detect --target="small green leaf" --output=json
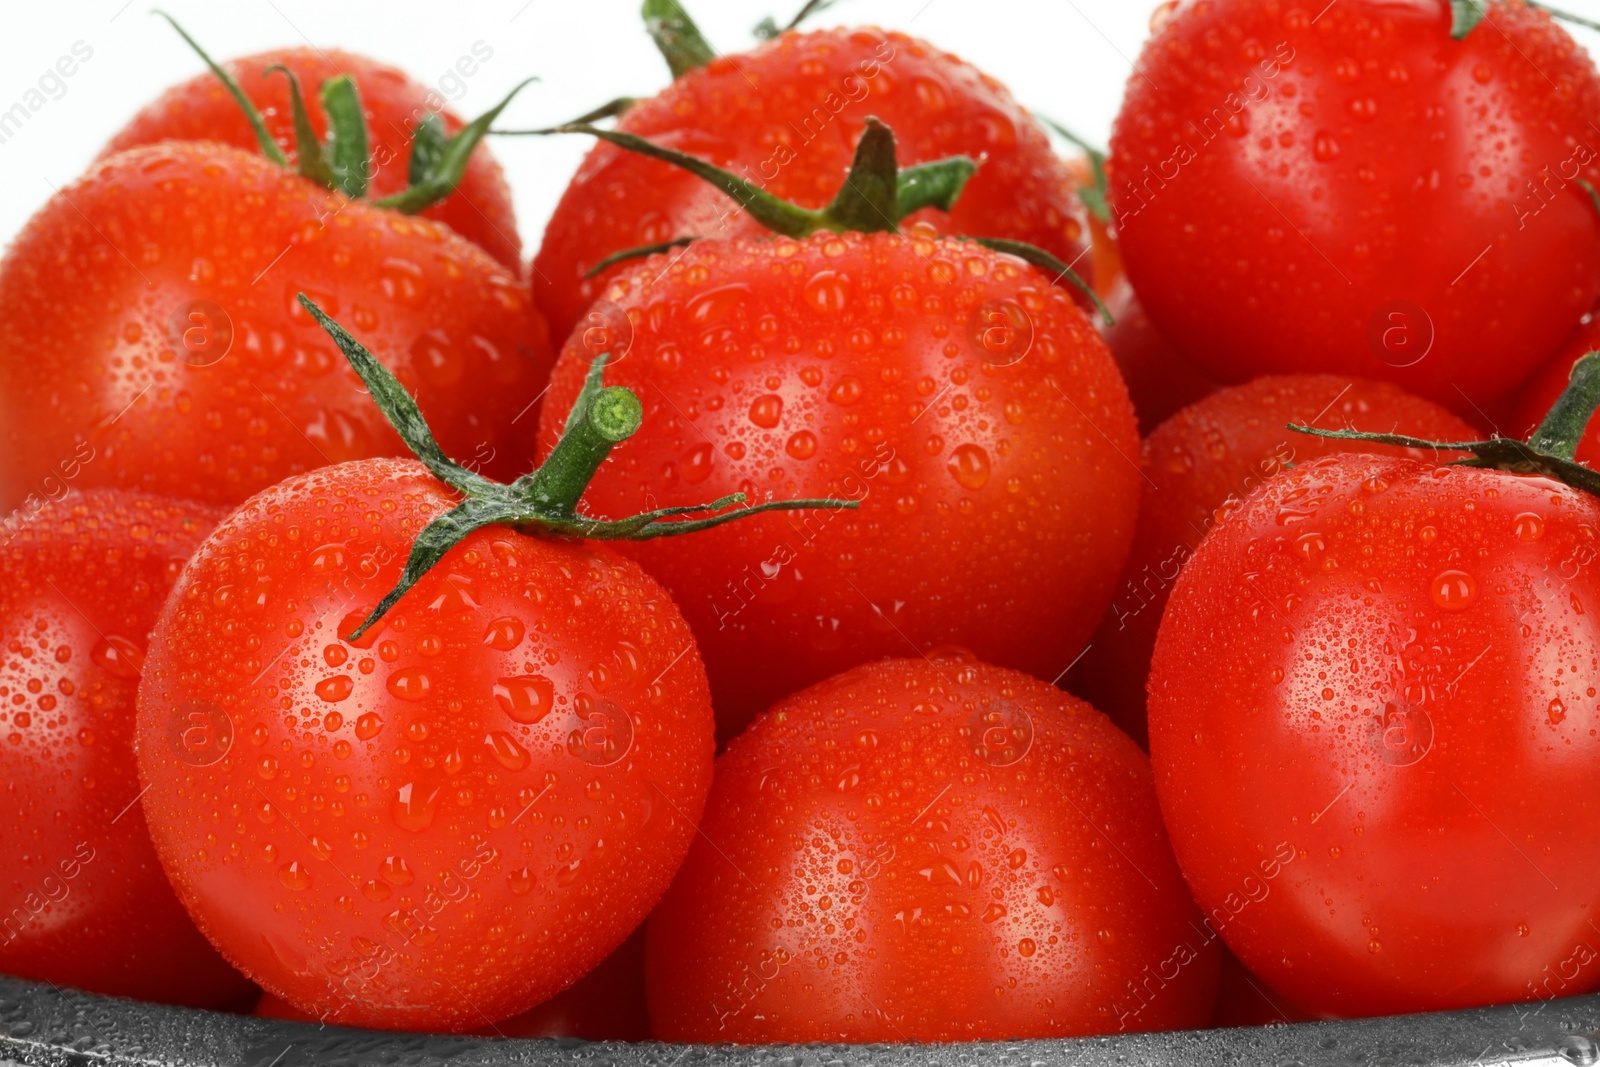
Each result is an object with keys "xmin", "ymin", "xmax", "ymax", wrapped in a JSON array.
[
  {"xmin": 154, "ymin": 11, "xmax": 287, "ymax": 166},
  {"xmin": 642, "ymin": 0, "xmax": 718, "ymax": 77},
  {"xmin": 408, "ymin": 113, "xmax": 447, "ymax": 188},
  {"xmin": 754, "ymin": 0, "xmax": 841, "ymax": 38},
  {"xmin": 264, "ymin": 65, "xmax": 333, "ymax": 189},
  {"xmin": 297, "ymin": 294, "xmax": 497, "ymax": 498},
  {"xmin": 346, "ymin": 496, "xmax": 527, "ymax": 641},
  {"xmin": 969, "ymin": 237, "xmax": 1113, "ymax": 327},
  {"xmin": 375, "ymin": 78, "xmax": 538, "ymax": 215},
  {"xmin": 1041, "ymin": 116, "xmax": 1111, "ymax": 225},
  {"xmin": 823, "ymin": 117, "xmax": 901, "ymax": 233},
  {"xmin": 897, "ymin": 156, "xmax": 979, "ymax": 216},
  {"xmin": 320, "ymin": 76, "xmax": 370, "ymax": 199},
  {"xmin": 1451, "ymin": 0, "xmax": 1487, "ymax": 38},
  {"xmin": 585, "ymin": 237, "xmax": 697, "ymax": 278}
]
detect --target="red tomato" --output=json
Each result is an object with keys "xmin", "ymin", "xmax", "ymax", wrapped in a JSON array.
[
  {"xmin": 0, "ymin": 143, "xmax": 553, "ymax": 514},
  {"xmin": 103, "ymin": 47, "xmax": 520, "ymax": 270},
  {"xmin": 1210, "ymin": 949, "xmax": 1312, "ymax": 1028},
  {"xmin": 1149, "ymin": 452, "xmax": 1600, "ymax": 1015},
  {"xmin": 0, "ymin": 489, "xmax": 250, "ymax": 1007},
  {"xmin": 646, "ymin": 657, "xmax": 1219, "ymax": 1042},
  {"xmin": 1109, "ymin": 0, "xmax": 1600, "ymax": 408},
  {"xmin": 533, "ymin": 28, "xmax": 1092, "ymax": 341},
  {"xmin": 1513, "ymin": 313, "xmax": 1600, "ymax": 459},
  {"xmin": 255, "ymin": 928, "xmax": 649, "ymax": 1039},
  {"xmin": 1072, "ymin": 375, "xmax": 1476, "ymax": 745},
  {"xmin": 134, "ymin": 457, "xmax": 714, "ymax": 1031},
  {"xmin": 537, "ymin": 232, "xmax": 1140, "ymax": 737},
  {"xmin": 1100, "ymin": 277, "xmax": 1217, "ymax": 435}
]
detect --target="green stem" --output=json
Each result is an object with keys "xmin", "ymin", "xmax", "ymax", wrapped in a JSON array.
[
  {"xmin": 154, "ymin": 11, "xmax": 287, "ymax": 166},
  {"xmin": 525, "ymin": 386, "xmax": 644, "ymax": 514},
  {"xmin": 1040, "ymin": 116, "xmax": 1111, "ymax": 224},
  {"xmin": 375, "ymin": 78, "xmax": 538, "ymax": 214},
  {"xmin": 755, "ymin": 0, "xmax": 841, "ymax": 39},
  {"xmin": 264, "ymin": 65, "xmax": 334, "ymax": 189},
  {"xmin": 321, "ymin": 76, "xmax": 369, "ymax": 198},
  {"xmin": 1450, "ymin": 0, "xmax": 1488, "ymax": 37},
  {"xmin": 1529, "ymin": 352, "xmax": 1600, "ymax": 460},
  {"xmin": 586, "ymin": 238, "xmax": 697, "ymax": 278},
  {"xmin": 408, "ymin": 113, "xmax": 447, "ymax": 188},
  {"xmin": 642, "ymin": 0, "xmax": 717, "ymax": 78},
  {"xmin": 824, "ymin": 117, "xmax": 901, "ymax": 233},
  {"xmin": 1526, "ymin": 0, "xmax": 1600, "ymax": 32}
]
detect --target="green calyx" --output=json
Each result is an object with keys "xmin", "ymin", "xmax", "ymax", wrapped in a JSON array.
[
  {"xmin": 297, "ymin": 295, "xmax": 859, "ymax": 641},
  {"xmin": 1287, "ymin": 351, "xmax": 1600, "ymax": 496},
  {"xmin": 1454, "ymin": 0, "xmax": 1600, "ymax": 39},
  {"xmin": 156, "ymin": 12, "xmax": 531, "ymax": 213},
  {"xmin": 642, "ymin": 0, "xmax": 717, "ymax": 78},
  {"xmin": 535, "ymin": 116, "xmax": 1110, "ymax": 324},
  {"xmin": 1041, "ymin": 117, "xmax": 1110, "ymax": 225},
  {"xmin": 755, "ymin": 0, "xmax": 843, "ymax": 40}
]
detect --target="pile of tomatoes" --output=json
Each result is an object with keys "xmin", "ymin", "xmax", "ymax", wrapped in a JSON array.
[{"xmin": 6, "ymin": 0, "xmax": 1600, "ymax": 1044}]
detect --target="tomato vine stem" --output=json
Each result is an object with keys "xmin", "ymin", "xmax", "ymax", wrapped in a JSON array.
[{"xmin": 296, "ymin": 296, "xmax": 858, "ymax": 641}]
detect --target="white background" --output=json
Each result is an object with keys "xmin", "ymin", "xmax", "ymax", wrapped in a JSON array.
[
  {"xmin": 0, "ymin": 0, "xmax": 1162, "ymax": 256},
  {"xmin": 4, "ymin": 1, "xmax": 1600, "ymax": 259}
]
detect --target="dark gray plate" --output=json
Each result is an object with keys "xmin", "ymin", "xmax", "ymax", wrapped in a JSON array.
[{"xmin": 2, "ymin": 977, "xmax": 1599, "ymax": 1067}]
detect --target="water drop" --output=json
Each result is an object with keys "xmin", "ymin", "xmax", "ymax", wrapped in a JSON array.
[
  {"xmin": 495, "ymin": 675, "xmax": 555, "ymax": 724},
  {"xmin": 947, "ymin": 444, "xmax": 991, "ymax": 490},
  {"xmin": 315, "ymin": 675, "xmax": 354, "ymax": 702},
  {"xmin": 1430, "ymin": 570, "xmax": 1477, "ymax": 612}
]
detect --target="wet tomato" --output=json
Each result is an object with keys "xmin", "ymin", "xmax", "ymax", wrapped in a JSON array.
[
  {"xmin": 0, "ymin": 143, "xmax": 553, "ymax": 513},
  {"xmin": 1149, "ymin": 452, "xmax": 1600, "ymax": 1015},
  {"xmin": 103, "ymin": 47, "xmax": 521, "ymax": 270},
  {"xmin": 533, "ymin": 27, "xmax": 1091, "ymax": 340},
  {"xmin": 1073, "ymin": 375, "xmax": 1475, "ymax": 745},
  {"xmin": 647, "ymin": 657, "xmax": 1219, "ymax": 1041},
  {"xmin": 134, "ymin": 457, "xmax": 714, "ymax": 1031},
  {"xmin": 1110, "ymin": 0, "xmax": 1600, "ymax": 408},
  {"xmin": 0, "ymin": 489, "xmax": 249, "ymax": 1006},
  {"xmin": 537, "ymin": 231, "xmax": 1139, "ymax": 737}
]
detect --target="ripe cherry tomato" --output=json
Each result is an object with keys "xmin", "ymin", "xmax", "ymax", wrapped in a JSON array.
[
  {"xmin": 1073, "ymin": 375, "xmax": 1476, "ymax": 745},
  {"xmin": 0, "ymin": 489, "xmax": 250, "ymax": 1007},
  {"xmin": 1149, "ymin": 452, "xmax": 1600, "ymax": 1015},
  {"xmin": 0, "ymin": 143, "xmax": 553, "ymax": 514},
  {"xmin": 1109, "ymin": 0, "xmax": 1600, "ymax": 407},
  {"xmin": 533, "ymin": 28, "xmax": 1092, "ymax": 340},
  {"xmin": 646, "ymin": 657, "xmax": 1219, "ymax": 1042},
  {"xmin": 1100, "ymin": 277, "xmax": 1217, "ymax": 435},
  {"xmin": 134, "ymin": 457, "xmax": 714, "ymax": 1031},
  {"xmin": 538, "ymin": 232, "xmax": 1139, "ymax": 737},
  {"xmin": 1513, "ymin": 313, "xmax": 1600, "ymax": 460},
  {"xmin": 255, "ymin": 928, "xmax": 649, "ymax": 1040},
  {"xmin": 104, "ymin": 47, "xmax": 520, "ymax": 270}
]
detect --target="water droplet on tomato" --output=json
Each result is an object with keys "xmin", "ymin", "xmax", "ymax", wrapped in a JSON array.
[
  {"xmin": 1430, "ymin": 570, "xmax": 1477, "ymax": 611},
  {"xmin": 91, "ymin": 636, "xmax": 145, "ymax": 680},
  {"xmin": 1549, "ymin": 698, "xmax": 1567, "ymax": 725},
  {"xmin": 392, "ymin": 782, "xmax": 439, "ymax": 832},
  {"xmin": 1018, "ymin": 938, "xmax": 1036, "ymax": 957},
  {"xmin": 1514, "ymin": 512, "xmax": 1545, "ymax": 541},
  {"xmin": 749, "ymin": 394, "xmax": 783, "ymax": 429},
  {"xmin": 947, "ymin": 444, "xmax": 991, "ymax": 490},
  {"xmin": 484, "ymin": 617, "xmax": 525, "ymax": 651},
  {"xmin": 486, "ymin": 730, "xmax": 530, "ymax": 771},
  {"xmin": 509, "ymin": 867, "xmax": 535, "ymax": 895},
  {"xmin": 803, "ymin": 270, "xmax": 850, "ymax": 314},
  {"xmin": 279, "ymin": 861, "xmax": 312, "ymax": 890},
  {"xmin": 786, "ymin": 430, "xmax": 818, "ymax": 460},
  {"xmin": 355, "ymin": 712, "xmax": 383, "ymax": 740},
  {"xmin": 829, "ymin": 376, "xmax": 863, "ymax": 406},
  {"xmin": 386, "ymin": 668, "xmax": 431, "ymax": 702},
  {"xmin": 380, "ymin": 855, "xmax": 414, "ymax": 885},
  {"xmin": 495, "ymin": 675, "xmax": 554, "ymax": 724},
  {"xmin": 315, "ymin": 675, "xmax": 354, "ymax": 702},
  {"xmin": 681, "ymin": 442, "xmax": 715, "ymax": 485}
]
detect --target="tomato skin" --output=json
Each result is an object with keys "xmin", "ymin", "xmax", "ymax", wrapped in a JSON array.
[
  {"xmin": 1109, "ymin": 0, "xmax": 1600, "ymax": 407},
  {"xmin": 0, "ymin": 143, "xmax": 553, "ymax": 514},
  {"xmin": 537, "ymin": 232, "xmax": 1140, "ymax": 738},
  {"xmin": 1148, "ymin": 454, "xmax": 1600, "ymax": 1016},
  {"xmin": 102, "ymin": 48, "xmax": 520, "ymax": 270},
  {"xmin": 255, "ymin": 928, "xmax": 649, "ymax": 1040},
  {"xmin": 646, "ymin": 657, "xmax": 1218, "ymax": 1042},
  {"xmin": 1073, "ymin": 375, "xmax": 1476, "ymax": 746},
  {"xmin": 1100, "ymin": 277, "xmax": 1217, "ymax": 435},
  {"xmin": 134, "ymin": 458, "xmax": 714, "ymax": 1031},
  {"xmin": 1513, "ymin": 313, "xmax": 1600, "ymax": 461},
  {"xmin": 0, "ymin": 490, "xmax": 250, "ymax": 1007},
  {"xmin": 533, "ymin": 28, "xmax": 1091, "ymax": 340}
]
